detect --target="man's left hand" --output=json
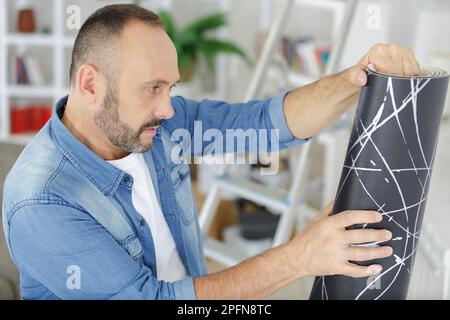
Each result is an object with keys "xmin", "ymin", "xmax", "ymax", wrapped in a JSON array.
[{"xmin": 347, "ymin": 43, "xmax": 421, "ymax": 87}]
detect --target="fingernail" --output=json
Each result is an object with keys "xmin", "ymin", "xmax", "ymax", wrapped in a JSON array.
[
  {"xmin": 358, "ymin": 73, "xmax": 366, "ymax": 86},
  {"xmin": 369, "ymin": 265, "xmax": 382, "ymax": 275}
]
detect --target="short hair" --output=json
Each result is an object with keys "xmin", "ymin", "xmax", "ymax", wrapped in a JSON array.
[{"xmin": 69, "ymin": 4, "xmax": 163, "ymax": 85}]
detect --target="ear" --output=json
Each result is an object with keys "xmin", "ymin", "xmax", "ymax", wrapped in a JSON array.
[{"xmin": 75, "ymin": 64, "xmax": 104, "ymax": 104}]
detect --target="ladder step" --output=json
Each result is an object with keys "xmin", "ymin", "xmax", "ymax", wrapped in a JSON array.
[
  {"xmin": 215, "ymin": 176, "xmax": 289, "ymax": 212},
  {"xmin": 294, "ymin": 0, "xmax": 346, "ymax": 12},
  {"xmin": 204, "ymin": 237, "xmax": 250, "ymax": 267},
  {"xmin": 204, "ymin": 204, "xmax": 320, "ymax": 267}
]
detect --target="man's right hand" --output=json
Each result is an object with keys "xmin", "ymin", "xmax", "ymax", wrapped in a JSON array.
[
  {"xmin": 194, "ymin": 202, "xmax": 393, "ymax": 299},
  {"xmin": 287, "ymin": 202, "xmax": 393, "ymax": 278}
]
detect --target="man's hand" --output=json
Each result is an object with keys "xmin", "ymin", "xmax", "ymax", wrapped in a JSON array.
[
  {"xmin": 347, "ymin": 42, "xmax": 421, "ymax": 87},
  {"xmin": 194, "ymin": 202, "xmax": 392, "ymax": 299},
  {"xmin": 287, "ymin": 202, "xmax": 393, "ymax": 278},
  {"xmin": 284, "ymin": 43, "xmax": 421, "ymax": 139}
]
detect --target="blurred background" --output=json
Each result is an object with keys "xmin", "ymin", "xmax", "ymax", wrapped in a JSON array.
[{"xmin": 0, "ymin": 0, "xmax": 449, "ymax": 299}]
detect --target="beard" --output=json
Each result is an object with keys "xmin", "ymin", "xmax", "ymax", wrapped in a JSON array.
[{"xmin": 94, "ymin": 85, "xmax": 161, "ymax": 153}]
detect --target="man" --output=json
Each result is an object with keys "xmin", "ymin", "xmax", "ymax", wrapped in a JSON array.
[{"xmin": 2, "ymin": 4, "xmax": 420, "ymax": 299}]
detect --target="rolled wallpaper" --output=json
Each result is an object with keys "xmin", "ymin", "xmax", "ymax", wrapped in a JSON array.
[{"xmin": 309, "ymin": 66, "xmax": 449, "ymax": 300}]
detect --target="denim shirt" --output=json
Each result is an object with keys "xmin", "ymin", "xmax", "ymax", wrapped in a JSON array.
[{"xmin": 2, "ymin": 92, "xmax": 306, "ymax": 300}]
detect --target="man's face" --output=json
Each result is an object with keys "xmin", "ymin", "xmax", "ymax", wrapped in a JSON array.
[{"xmin": 95, "ymin": 21, "xmax": 179, "ymax": 153}]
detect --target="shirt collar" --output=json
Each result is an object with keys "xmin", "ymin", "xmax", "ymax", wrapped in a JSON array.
[{"xmin": 50, "ymin": 95, "xmax": 126, "ymax": 196}]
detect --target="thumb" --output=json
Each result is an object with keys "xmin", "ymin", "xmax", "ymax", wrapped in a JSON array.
[
  {"xmin": 347, "ymin": 65, "xmax": 368, "ymax": 87},
  {"xmin": 313, "ymin": 201, "xmax": 334, "ymax": 222},
  {"xmin": 323, "ymin": 201, "xmax": 334, "ymax": 216}
]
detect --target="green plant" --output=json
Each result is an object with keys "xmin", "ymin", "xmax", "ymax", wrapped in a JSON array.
[{"xmin": 158, "ymin": 10, "xmax": 251, "ymax": 81}]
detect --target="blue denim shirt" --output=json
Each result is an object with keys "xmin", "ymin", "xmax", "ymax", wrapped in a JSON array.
[{"xmin": 2, "ymin": 93, "xmax": 306, "ymax": 300}]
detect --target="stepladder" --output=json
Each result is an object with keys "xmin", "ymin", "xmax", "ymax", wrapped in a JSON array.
[{"xmin": 198, "ymin": 0, "xmax": 358, "ymax": 267}]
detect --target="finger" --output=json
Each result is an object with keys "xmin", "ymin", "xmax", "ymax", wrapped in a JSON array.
[
  {"xmin": 348, "ymin": 66, "xmax": 367, "ymax": 86},
  {"xmin": 370, "ymin": 43, "xmax": 403, "ymax": 76},
  {"xmin": 402, "ymin": 48, "xmax": 420, "ymax": 76},
  {"xmin": 347, "ymin": 246, "xmax": 393, "ymax": 262},
  {"xmin": 402, "ymin": 55, "xmax": 414, "ymax": 77},
  {"xmin": 366, "ymin": 44, "xmax": 395, "ymax": 75},
  {"xmin": 401, "ymin": 48, "xmax": 409, "ymax": 75},
  {"xmin": 313, "ymin": 201, "xmax": 334, "ymax": 222},
  {"xmin": 414, "ymin": 60, "xmax": 421, "ymax": 75},
  {"xmin": 357, "ymin": 42, "xmax": 383, "ymax": 68},
  {"xmin": 323, "ymin": 201, "xmax": 334, "ymax": 215},
  {"xmin": 343, "ymin": 262, "xmax": 383, "ymax": 278},
  {"xmin": 375, "ymin": 56, "xmax": 400, "ymax": 76},
  {"xmin": 388, "ymin": 44, "xmax": 405, "ymax": 76},
  {"xmin": 345, "ymin": 229, "xmax": 392, "ymax": 244},
  {"xmin": 332, "ymin": 210, "xmax": 383, "ymax": 229}
]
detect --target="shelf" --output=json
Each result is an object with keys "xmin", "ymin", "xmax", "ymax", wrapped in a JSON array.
[
  {"xmin": 6, "ymin": 33, "xmax": 55, "ymax": 46},
  {"xmin": 6, "ymin": 85, "xmax": 55, "ymax": 98},
  {"xmin": 0, "ymin": 133, "xmax": 35, "ymax": 146},
  {"xmin": 62, "ymin": 36, "xmax": 76, "ymax": 47},
  {"xmin": 0, "ymin": 0, "xmax": 226, "ymax": 146},
  {"xmin": 5, "ymin": 34, "xmax": 75, "ymax": 47},
  {"xmin": 203, "ymin": 203, "xmax": 319, "ymax": 267},
  {"xmin": 275, "ymin": 0, "xmax": 345, "ymax": 12},
  {"xmin": 214, "ymin": 175, "xmax": 289, "ymax": 212}
]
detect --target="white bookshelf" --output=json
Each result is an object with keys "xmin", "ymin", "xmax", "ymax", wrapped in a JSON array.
[
  {"xmin": 264, "ymin": 0, "xmax": 347, "ymax": 88},
  {"xmin": 0, "ymin": 0, "xmax": 231, "ymax": 145},
  {"xmin": 0, "ymin": 0, "xmax": 74, "ymax": 144}
]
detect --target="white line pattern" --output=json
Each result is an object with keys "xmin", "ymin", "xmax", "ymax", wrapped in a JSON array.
[{"xmin": 313, "ymin": 74, "xmax": 444, "ymax": 300}]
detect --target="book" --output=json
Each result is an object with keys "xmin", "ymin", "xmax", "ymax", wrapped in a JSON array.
[
  {"xmin": 254, "ymin": 32, "xmax": 330, "ymax": 79},
  {"xmin": 15, "ymin": 56, "xmax": 29, "ymax": 84},
  {"xmin": 11, "ymin": 54, "xmax": 45, "ymax": 85},
  {"xmin": 23, "ymin": 55, "xmax": 45, "ymax": 85}
]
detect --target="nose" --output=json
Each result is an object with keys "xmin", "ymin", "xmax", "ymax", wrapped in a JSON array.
[{"xmin": 153, "ymin": 94, "xmax": 174, "ymax": 120}]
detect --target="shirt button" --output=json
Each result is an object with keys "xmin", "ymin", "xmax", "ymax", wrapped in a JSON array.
[
  {"xmin": 178, "ymin": 171, "xmax": 183, "ymax": 179},
  {"xmin": 123, "ymin": 175, "xmax": 133, "ymax": 185},
  {"xmin": 140, "ymin": 219, "xmax": 146, "ymax": 227}
]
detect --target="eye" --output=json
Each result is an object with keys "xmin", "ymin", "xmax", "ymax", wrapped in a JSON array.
[{"xmin": 147, "ymin": 85, "xmax": 160, "ymax": 94}]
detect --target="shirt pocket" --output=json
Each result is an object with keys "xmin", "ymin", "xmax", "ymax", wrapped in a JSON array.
[{"xmin": 170, "ymin": 164, "xmax": 195, "ymax": 225}]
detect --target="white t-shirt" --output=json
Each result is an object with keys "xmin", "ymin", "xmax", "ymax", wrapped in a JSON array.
[{"xmin": 108, "ymin": 153, "xmax": 187, "ymax": 282}]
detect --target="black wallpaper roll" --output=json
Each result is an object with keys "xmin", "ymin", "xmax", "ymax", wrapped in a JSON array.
[{"xmin": 309, "ymin": 67, "xmax": 449, "ymax": 300}]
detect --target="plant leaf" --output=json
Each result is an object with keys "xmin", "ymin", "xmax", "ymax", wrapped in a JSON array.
[
  {"xmin": 184, "ymin": 12, "xmax": 227, "ymax": 36},
  {"xmin": 158, "ymin": 10, "xmax": 177, "ymax": 38},
  {"xmin": 197, "ymin": 39, "xmax": 252, "ymax": 70},
  {"xmin": 158, "ymin": 11, "xmax": 252, "ymax": 75}
]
